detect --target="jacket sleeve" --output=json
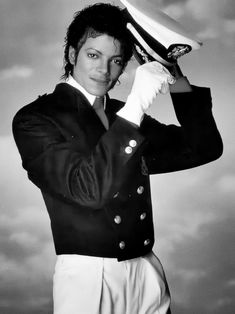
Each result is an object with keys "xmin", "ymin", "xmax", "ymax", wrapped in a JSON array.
[
  {"xmin": 141, "ymin": 85, "xmax": 223, "ymax": 174},
  {"xmin": 12, "ymin": 110, "xmax": 145, "ymax": 209}
]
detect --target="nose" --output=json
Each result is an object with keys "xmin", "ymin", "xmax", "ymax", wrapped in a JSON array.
[{"xmin": 97, "ymin": 59, "xmax": 109, "ymax": 75}]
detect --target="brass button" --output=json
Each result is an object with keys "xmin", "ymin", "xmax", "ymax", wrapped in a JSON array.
[
  {"xmin": 119, "ymin": 241, "xmax": 125, "ymax": 249},
  {"xmin": 144, "ymin": 239, "xmax": 150, "ymax": 246},
  {"xmin": 113, "ymin": 192, "xmax": 119, "ymax": 198},
  {"xmin": 125, "ymin": 146, "xmax": 132, "ymax": 154},
  {"xmin": 137, "ymin": 186, "xmax": 144, "ymax": 194},
  {"xmin": 129, "ymin": 140, "xmax": 137, "ymax": 147},
  {"xmin": 140, "ymin": 212, "xmax": 146, "ymax": 220},
  {"xmin": 114, "ymin": 215, "xmax": 122, "ymax": 224}
]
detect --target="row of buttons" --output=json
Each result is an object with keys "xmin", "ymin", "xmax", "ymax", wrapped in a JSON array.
[
  {"xmin": 119, "ymin": 138, "xmax": 148, "ymax": 253},
  {"xmin": 114, "ymin": 212, "xmax": 146, "ymax": 225},
  {"xmin": 119, "ymin": 238, "xmax": 151, "ymax": 250},
  {"xmin": 125, "ymin": 139, "xmax": 137, "ymax": 154},
  {"xmin": 113, "ymin": 186, "xmax": 144, "ymax": 199},
  {"xmin": 137, "ymin": 186, "xmax": 144, "ymax": 194}
]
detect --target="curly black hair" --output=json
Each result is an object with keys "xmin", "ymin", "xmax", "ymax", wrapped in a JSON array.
[{"xmin": 62, "ymin": 3, "xmax": 133, "ymax": 79}]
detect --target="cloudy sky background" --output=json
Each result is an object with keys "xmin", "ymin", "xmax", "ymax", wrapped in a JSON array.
[{"xmin": 1, "ymin": 0, "xmax": 235, "ymax": 313}]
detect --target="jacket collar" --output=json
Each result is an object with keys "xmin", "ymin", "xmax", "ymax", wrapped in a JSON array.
[
  {"xmin": 65, "ymin": 76, "xmax": 96, "ymax": 106},
  {"xmin": 53, "ymin": 83, "xmax": 124, "ymax": 115}
]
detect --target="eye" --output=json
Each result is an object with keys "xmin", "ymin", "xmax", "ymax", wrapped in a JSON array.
[
  {"xmin": 113, "ymin": 58, "xmax": 123, "ymax": 66},
  {"xmin": 87, "ymin": 53, "xmax": 98, "ymax": 59}
]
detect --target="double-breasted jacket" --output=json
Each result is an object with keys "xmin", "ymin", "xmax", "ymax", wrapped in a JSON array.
[{"xmin": 12, "ymin": 83, "xmax": 223, "ymax": 261}]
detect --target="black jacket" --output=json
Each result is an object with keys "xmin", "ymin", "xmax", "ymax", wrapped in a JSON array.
[{"xmin": 12, "ymin": 83, "xmax": 223, "ymax": 261}]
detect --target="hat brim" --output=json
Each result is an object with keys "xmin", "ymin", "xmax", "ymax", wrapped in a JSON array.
[{"xmin": 121, "ymin": 0, "xmax": 202, "ymax": 65}]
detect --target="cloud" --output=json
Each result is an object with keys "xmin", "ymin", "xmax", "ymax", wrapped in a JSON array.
[
  {"xmin": 152, "ymin": 158, "xmax": 235, "ymax": 244},
  {"xmin": 186, "ymin": 0, "xmax": 220, "ymax": 20},
  {"xmin": 184, "ymin": 0, "xmax": 235, "ymax": 21},
  {"xmin": 209, "ymin": 0, "xmax": 235, "ymax": 20},
  {"xmin": 0, "ymin": 243, "xmax": 54, "ymax": 314},
  {"xmin": 150, "ymin": 151, "xmax": 235, "ymax": 313},
  {"xmin": 185, "ymin": 0, "xmax": 235, "ymax": 38},
  {"xmin": 161, "ymin": 3, "xmax": 186, "ymax": 20},
  {"xmin": 0, "ymin": 0, "xmax": 67, "ymax": 72},
  {"xmin": 0, "ymin": 202, "xmax": 55, "ymax": 313},
  {"xmin": 154, "ymin": 0, "xmax": 235, "ymax": 43},
  {"xmin": 217, "ymin": 174, "xmax": 235, "ymax": 194},
  {"xmin": 224, "ymin": 19, "xmax": 235, "ymax": 33},
  {"xmin": 0, "ymin": 136, "xmax": 55, "ymax": 313},
  {"xmin": 196, "ymin": 27, "xmax": 219, "ymax": 40},
  {"xmin": 0, "ymin": 65, "xmax": 33, "ymax": 80},
  {"xmin": 167, "ymin": 215, "xmax": 235, "ymax": 314}
]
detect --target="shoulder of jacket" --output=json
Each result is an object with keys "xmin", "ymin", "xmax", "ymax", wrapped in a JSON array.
[{"xmin": 13, "ymin": 92, "xmax": 52, "ymax": 121}]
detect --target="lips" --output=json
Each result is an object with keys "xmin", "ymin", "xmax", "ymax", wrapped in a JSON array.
[{"xmin": 91, "ymin": 77, "xmax": 110, "ymax": 84}]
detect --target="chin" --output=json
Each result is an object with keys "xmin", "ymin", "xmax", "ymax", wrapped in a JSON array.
[{"xmin": 89, "ymin": 87, "xmax": 108, "ymax": 97}]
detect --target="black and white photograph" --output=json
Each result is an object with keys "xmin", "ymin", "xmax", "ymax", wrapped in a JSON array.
[{"xmin": 1, "ymin": 0, "xmax": 234, "ymax": 313}]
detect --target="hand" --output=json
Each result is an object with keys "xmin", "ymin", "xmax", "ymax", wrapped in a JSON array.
[
  {"xmin": 117, "ymin": 61, "xmax": 176, "ymax": 126},
  {"xmin": 129, "ymin": 61, "xmax": 176, "ymax": 111}
]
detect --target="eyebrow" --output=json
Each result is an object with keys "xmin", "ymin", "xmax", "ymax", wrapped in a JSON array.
[{"xmin": 85, "ymin": 48, "xmax": 123, "ymax": 58}]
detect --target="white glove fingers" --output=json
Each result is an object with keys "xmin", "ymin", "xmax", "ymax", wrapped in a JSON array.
[
  {"xmin": 151, "ymin": 61, "xmax": 176, "ymax": 85},
  {"xmin": 167, "ymin": 74, "xmax": 176, "ymax": 85},
  {"xmin": 160, "ymin": 80, "xmax": 169, "ymax": 94}
]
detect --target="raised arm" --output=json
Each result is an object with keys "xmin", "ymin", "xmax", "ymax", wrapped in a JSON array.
[{"xmin": 141, "ymin": 84, "xmax": 223, "ymax": 174}]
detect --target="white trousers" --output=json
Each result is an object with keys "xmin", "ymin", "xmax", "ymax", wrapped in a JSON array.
[{"xmin": 53, "ymin": 252, "xmax": 171, "ymax": 314}]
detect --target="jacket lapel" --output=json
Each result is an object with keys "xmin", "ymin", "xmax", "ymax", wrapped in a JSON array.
[
  {"xmin": 105, "ymin": 95, "xmax": 125, "ymax": 125},
  {"xmin": 53, "ymin": 83, "xmax": 125, "ymax": 147}
]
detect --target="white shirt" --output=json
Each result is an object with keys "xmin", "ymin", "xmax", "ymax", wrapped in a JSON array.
[
  {"xmin": 65, "ymin": 75, "xmax": 136, "ymax": 125},
  {"xmin": 65, "ymin": 75, "xmax": 106, "ymax": 109}
]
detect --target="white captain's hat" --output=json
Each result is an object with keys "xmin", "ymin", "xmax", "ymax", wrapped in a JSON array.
[{"xmin": 120, "ymin": 0, "xmax": 202, "ymax": 66}]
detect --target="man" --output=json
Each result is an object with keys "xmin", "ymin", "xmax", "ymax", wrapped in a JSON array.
[{"xmin": 12, "ymin": 3, "xmax": 223, "ymax": 314}]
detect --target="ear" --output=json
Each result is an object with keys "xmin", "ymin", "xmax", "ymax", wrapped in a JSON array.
[{"xmin": 68, "ymin": 46, "xmax": 76, "ymax": 65}]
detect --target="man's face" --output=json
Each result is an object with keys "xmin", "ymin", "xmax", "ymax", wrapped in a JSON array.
[{"xmin": 69, "ymin": 34, "xmax": 125, "ymax": 96}]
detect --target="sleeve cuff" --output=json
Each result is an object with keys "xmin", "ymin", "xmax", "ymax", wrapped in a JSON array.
[{"xmin": 170, "ymin": 76, "xmax": 193, "ymax": 93}]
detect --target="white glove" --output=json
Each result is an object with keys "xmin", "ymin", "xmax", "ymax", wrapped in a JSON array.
[{"xmin": 117, "ymin": 61, "xmax": 176, "ymax": 126}]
